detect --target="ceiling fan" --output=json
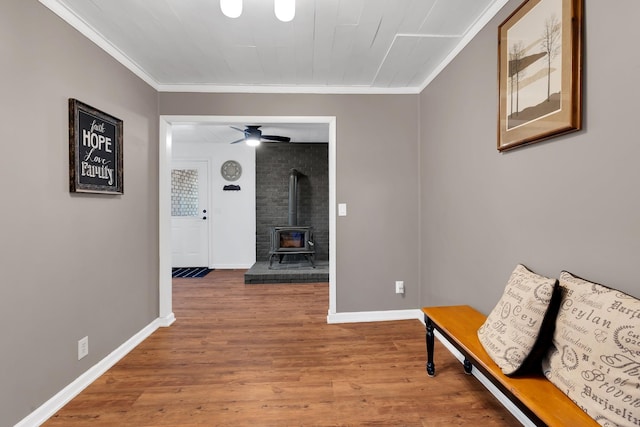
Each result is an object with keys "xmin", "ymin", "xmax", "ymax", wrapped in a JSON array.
[{"xmin": 230, "ymin": 125, "xmax": 291, "ymax": 146}]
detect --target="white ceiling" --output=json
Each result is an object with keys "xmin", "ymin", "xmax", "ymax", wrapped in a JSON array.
[{"xmin": 40, "ymin": 0, "xmax": 508, "ymax": 94}]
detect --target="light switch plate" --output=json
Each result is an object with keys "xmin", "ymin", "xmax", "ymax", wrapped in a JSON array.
[
  {"xmin": 78, "ymin": 336, "xmax": 89, "ymax": 360},
  {"xmin": 338, "ymin": 203, "xmax": 347, "ymax": 216}
]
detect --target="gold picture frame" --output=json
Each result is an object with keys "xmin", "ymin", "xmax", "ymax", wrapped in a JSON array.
[{"xmin": 498, "ymin": 0, "xmax": 583, "ymax": 151}]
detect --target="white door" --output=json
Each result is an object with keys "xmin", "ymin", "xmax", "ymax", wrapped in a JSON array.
[{"xmin": 171, "ymin": 160, "xmax": 209, "ymax": 267}]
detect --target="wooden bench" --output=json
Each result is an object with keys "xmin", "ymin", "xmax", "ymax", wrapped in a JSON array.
[{"xmin": 422, "ymin": 305, "xmax": 598, "ymax": 427}]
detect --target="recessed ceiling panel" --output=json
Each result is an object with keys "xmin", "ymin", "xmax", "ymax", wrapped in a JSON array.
[{"xmin": 419, "ymin": 0, "xmax": 496, "ymax": 35}]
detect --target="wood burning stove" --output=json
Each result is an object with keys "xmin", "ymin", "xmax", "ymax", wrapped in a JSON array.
[
  {"xmin": 268, "ymin": 168, "xmax": 316, "ymax": 269},
  {"xmin": 268, "ymin": 226, "xmax": 315, "ymax": 268}
]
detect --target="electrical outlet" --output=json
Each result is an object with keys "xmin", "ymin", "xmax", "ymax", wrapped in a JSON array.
[
  {"xmin": 395, "ymin": 281, "xmax": 405, "ymax": 294},
  {"xmin": 78, "ymin": 336, "xmax": 89, "ymax": 360}
]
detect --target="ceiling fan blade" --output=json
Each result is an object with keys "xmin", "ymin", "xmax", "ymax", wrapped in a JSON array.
[
  {"xmin": 229, "ymin": 125, "xmax": 290, "ymax": 144},
  {"xmin": 262, "ymin": 135, "xmax": 291, "ymax": 142},
  {"xmin": 230, "ymin": 126, "xmax": 247, "ymax": 134}
]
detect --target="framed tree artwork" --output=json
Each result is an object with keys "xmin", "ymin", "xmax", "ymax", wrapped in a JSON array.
[{"xmin": 497, "ymin": 0, "xmax": 583, "ymax": 151}]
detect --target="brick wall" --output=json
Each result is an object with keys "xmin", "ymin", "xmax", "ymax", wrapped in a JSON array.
[{"xmin": 256, "ymin": 143, "xmax": 329, "ymax": 261}]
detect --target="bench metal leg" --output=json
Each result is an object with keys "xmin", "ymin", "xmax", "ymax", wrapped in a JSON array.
[
  {"xmin": 463, "ymin": 358, "xmax": 473, "ymax": 375},
  {"xmin": 425, "ymin": 315, "xmax": 435, "ymax": 377}
]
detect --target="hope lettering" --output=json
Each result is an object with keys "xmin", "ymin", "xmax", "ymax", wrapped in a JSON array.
[{"xmin": 82, "ymin": 120, "xmax": 112, "ymax": 153}]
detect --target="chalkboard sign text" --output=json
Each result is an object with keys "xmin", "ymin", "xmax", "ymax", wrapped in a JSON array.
[{"xmin": 69, "ymin": 99, "xmax": 123, "ymax": 194}]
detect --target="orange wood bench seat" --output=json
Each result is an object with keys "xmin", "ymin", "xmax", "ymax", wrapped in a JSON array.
[{"xmin": 421, "ymin": 305, "xmax": 598, "ymax": 427}]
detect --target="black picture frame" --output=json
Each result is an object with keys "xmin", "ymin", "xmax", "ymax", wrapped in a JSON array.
[{"xmin": 69, "ymin": 99, "xmax": 123, "ymax": 194}]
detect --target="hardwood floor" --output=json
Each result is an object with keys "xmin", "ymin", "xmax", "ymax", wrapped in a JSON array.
[{"xmin": 44, "ymin": 270, "xmax": 520, "ymax": 426}]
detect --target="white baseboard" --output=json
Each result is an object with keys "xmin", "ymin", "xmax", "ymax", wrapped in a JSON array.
[
  {"xmin": 431, "ymin": 330, "xmax": 534, "ymax": 427},
  {"xmin": 157, "ymin": 312, "xmax": 176, "ymax": 327},
  {"xmin": 327, "ymin": 309, "xmax": 422, "ymax": 324},
  {"xmin": 15, "ymin": 315, "xmax": 173, "ymax": 427},
  {"xmin": 211, "ymin": 264, "xmax": 254, "ymax": 269}
]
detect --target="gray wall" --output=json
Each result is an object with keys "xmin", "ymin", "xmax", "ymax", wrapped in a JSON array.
[
  {"xmin": 419, "ymin": 0, "xmax": 640, "ymax": 313},
  {"xmin": 159, "ymin": 93, "xmax": 421, "ymax": 312},
  {"xmin": 0, "ymin": 1, "xmax": 159, "ymax": 425},
  {"xmin": 256, "ymin": 144, "xmax": 329, "ymax": 262},
  {"xmin": 11, "ymin": 0, "xmax": 638, "ymax": 424}
]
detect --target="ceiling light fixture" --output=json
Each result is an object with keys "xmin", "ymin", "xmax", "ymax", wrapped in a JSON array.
[
  {"xmin": 274, "ymin": 0, "xmax": 295, "ymax": 22},
  {"xmin": 220, "ymin": 0, "xmax": 242, "ymax": 18},
  {"xmin": 245, "ymin": 127, "xmax": 261, "ymax": 146}
]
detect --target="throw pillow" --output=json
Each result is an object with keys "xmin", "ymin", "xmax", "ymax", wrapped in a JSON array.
[
  {"xmin": 478, "ymin": 264, "xmax": 560, "ymax": 376},
  {"xmin": 542, "ymin": 271, "xmax": 640, "ymax": 427}
]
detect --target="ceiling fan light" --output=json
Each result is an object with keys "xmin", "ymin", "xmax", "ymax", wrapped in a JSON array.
[
  {"xmin": 220, "ymin": 0, "xmax": 242, "ymax": 18},
  {"xmin": 274, "ymin": 0, "xmax": 295, "ymax": 22},
  {"xmin": 245, "ymin": 137, "xmax": 260, "ymax": 147}
]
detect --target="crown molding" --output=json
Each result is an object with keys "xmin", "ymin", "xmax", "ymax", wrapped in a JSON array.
[
  {"xmin": 38, "ymin": 0, "xmax": 159, "ymax": 90},
  {"xmin": 40, "ymin": 0, "xmax": 507, "ymax": 95},
  {"xmin": 156, "ymin": 83, "xmax": 420, "ymax": 95},
  {"xmin": 418, "ymin": 0, "xmax": 510, "ymax": 91}
]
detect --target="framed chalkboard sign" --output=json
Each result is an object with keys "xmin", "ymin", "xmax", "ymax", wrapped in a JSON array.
[{"xmin": 69, "ymin": 99, "xmax": 123, "ymax": 194}]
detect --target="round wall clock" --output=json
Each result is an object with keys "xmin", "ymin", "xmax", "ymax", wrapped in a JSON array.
[{"xmin": 220, "ymin": 160, "xmax": 242, "ymax": 181}]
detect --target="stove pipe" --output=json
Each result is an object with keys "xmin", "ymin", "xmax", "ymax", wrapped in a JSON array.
[{"xmin": 288, "ymin": 169, "xmax": 301, "ymax": 226}]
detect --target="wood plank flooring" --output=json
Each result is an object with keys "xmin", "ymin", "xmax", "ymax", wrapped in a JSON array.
[{"xmin": 44, "ymin": 270, "xmax": 520, "ymax": 426}]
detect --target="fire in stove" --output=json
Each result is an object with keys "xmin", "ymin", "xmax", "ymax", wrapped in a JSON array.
[{"xmin": 268, "ymin": 226, "xmax": 315, "ymax": 268}]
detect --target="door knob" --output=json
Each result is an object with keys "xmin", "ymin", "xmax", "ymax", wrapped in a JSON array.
[{"xmin": 202, "ymin": 216, "xmax": 207, "ymax": 220}]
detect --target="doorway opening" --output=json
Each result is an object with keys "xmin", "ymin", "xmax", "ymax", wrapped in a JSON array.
[{"xmin": 159, "ymin": 115, "xmax": 337, "ymax": 326}]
